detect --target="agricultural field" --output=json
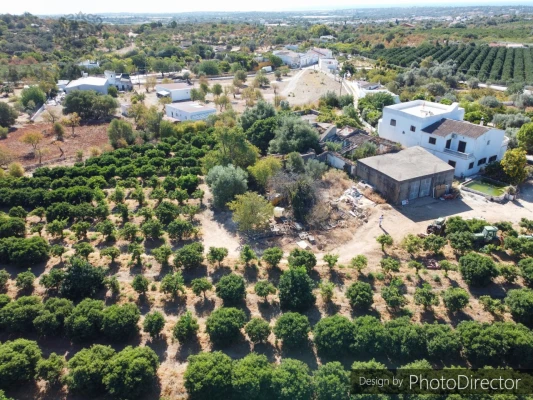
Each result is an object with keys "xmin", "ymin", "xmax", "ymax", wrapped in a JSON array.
[
  {"xmin": 1, "ymin": 122, "xmax": 533, "ymax": 399},
  {"xmin": 4, "ymin": 6, "xmax": 533, "ymax": 400},
  {"xmin": 365, "ymin": 45, "xmax": 533, "ymax": 85}
]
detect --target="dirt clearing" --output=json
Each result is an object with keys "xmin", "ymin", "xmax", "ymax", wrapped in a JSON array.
[{"xmin": 1, "ymin": 122, "xmax": 111, "ymax": 167}]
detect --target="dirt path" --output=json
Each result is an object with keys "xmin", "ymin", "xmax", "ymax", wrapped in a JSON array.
[
  {"xmin": 280, "ymin": 69, "xmax": 306, "ymax": 96},
  {"xmin": 323, "ymin": 190, "xmax": 533, "ymax": 265},
  {"xmin": 196, "ymin": 184, "xmax": 242, "ymax": 257}
]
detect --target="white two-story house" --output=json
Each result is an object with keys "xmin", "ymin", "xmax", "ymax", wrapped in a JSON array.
[
  {"xmin": 377, "ymin": 100, "xmax": 508, "ymax": 177},
  {"xmin": 274, "ymin": 47, "xmax": 335, "ymax": 68}
]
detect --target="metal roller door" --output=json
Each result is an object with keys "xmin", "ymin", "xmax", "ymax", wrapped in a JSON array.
[
  {"xmin": 409, "ymin": 180, "xmax": 420, "ymax": 200},
  {"xmin": 419, "ymin": 178, "xmax": 432, "ymax": 197}
]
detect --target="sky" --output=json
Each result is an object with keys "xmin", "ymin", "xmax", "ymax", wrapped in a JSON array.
[{"xmin": 2, "ymin": 0, "xmax": 529, "ymax": 15}]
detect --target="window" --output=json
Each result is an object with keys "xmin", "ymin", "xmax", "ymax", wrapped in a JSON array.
[
  {"xmin": 477, "ymin": 158, "xmax": 487, "ymax": 166},
  {"xmin": 410, "ymin": 125, "xmax": 416, "ymax": 132},
  {"xmin": 445, "ymin": 139, "xmax": 451, "ymax": 149},
  {"xmin": 458, "ymin": 141, "xmax": 466, "ymax": 153},
  {"xmin": 428, "ymin": 137, "xmax": 436, "ymax": 145},
  {"xmin": 390, "ymin": 119, "xmax": 396, "ymax": 126},
  {"xmin": 468, "ymin": 162, "xmax": 474, "ymax": 170},
  {"xmin": 487, "ymin": 140, "xmax": 491, "ymax": 145},
  {"xmin": 448, "ymin": 160, "xmax": 456, "ymax": 168},
  {"xmin": 489, "ymin": 155, "xmax": 497, "ymax": 163}
]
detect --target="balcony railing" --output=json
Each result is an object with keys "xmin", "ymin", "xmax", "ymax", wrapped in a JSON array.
[{"xmin": 443, "ymin": 148, "xmax": 474, "ymax": 159}]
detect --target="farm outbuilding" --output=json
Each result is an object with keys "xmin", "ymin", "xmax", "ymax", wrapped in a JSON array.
[
  {"xmin": 155, "ymin": 83, "xmax": 192, "ymax": 102},
  {"xmin": 356, "ymin": 146, "xmax": 454, "ymax": 204}
]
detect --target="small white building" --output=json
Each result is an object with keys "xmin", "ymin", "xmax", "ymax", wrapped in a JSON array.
[
  {"xmin": 104, "ymin": 71, "xmax": 133, "ymax": 91},
  {"xmin": 275, "ymin": 47, "xmax": 335, "ymax": 68},
  {"xmin": 165, "ymin": 101, "xmax": 216, "ymax": 121},
  {"xmin": 78, "ymin": 60, "xmax": 100, "ymax": 69},
  {"xmin": 318, "ymin": 58, "xmax": 339, "ymax": 73},
  {"xmin": 64, "ymin": 77, "xmax": 110, "ymax": 94},
  {"xmin": 355, "ymin": 81, "xmax": 400, "ymax": 103},
  {"xmin": 155, "ymin": 83, "xmax": 192, "ymax": 102},
  {"xmin": 273, "ymin": 50, "xmax": 301, "ymax": 68},
  {"xmin": 377, "ymin": 100, "xmax": 508, "ymax": 177}
]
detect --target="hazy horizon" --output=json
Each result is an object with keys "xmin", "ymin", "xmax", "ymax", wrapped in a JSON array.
[{"xmin": 3, "ymin": 0, "xmax": 533, "ymax": 16}]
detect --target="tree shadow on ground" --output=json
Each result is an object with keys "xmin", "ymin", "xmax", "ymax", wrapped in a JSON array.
[
  {"xmin": 156, "ymin": 263, "xmax": 173, "ymax": 281},
  {"xmin": 146, "ymin": 335, "xmax": 169, "ymax": 363},
  {"xmin": 252, "ymin": 341, "xmax": 278, "ymax": 363},
  {"xmin": 143, "ymin": 237, "xmax": 166, "ymax": 251},
  {"xmin": 419, "ymin": 308, "xmax": 446, "ymax": 324},
  {"xmin": 182, "ymin": 265, "xmax": 208, "ymax": 282},
  {"xmin": 447, "ymin": 310, "xmax": 474, "ymax": 327},
  {"xmin": 209, "ymin": 265, "xmax": 232, "ymax": 284},
  {"xmin": 329, "ymin": 269, "xmax": 345, "ymax": 287},
  {"xmin": 3, "ymin": 259, "xmax": 48, "ymax": 280},
  {"xmin": 243, "ymin": 265, "xmax": 258, "ymax": 283},
  {"xmin": 316, "ymin": 350, "xmax": 358, "ymax": 370},
  {"xmin": 258, "ymin": 300, "xmax": 281, "ymax": 321},
  {"xmin": 175, "ymin": 336, "xmax": 202, "ymax": 362},
  {"xmin": 266, "ymin": 266, "xmax": 282, "ymax": 286},
  {"xmin": 163, "ymin": 296, "xmax": 187, "ymax": 316},
  {"xmin": 232, "ymin": 300, "xmax": 252, "ymax": 320},
  {"xmin": 215, "ymin": 333, "xmax": 252, "ymax": 358},
  {"xmin": 211, "ymin": 209, "xmax": 239, "ymax": 236},
  {"xmin": 137, "ymin": 295, "xmax": 153, "ymax": 315},
  {"xmin": 304, "ymin": 304, "xmax": 324, "ymax": 327},
  {"xmin": 5, "ymin": 381, "xmax": 48, "ymax": 400},
  {"xmin": 280, "ymin": 339, "xmax": 318, "ymax": 370},
  {"xmin": 309, "ymin": 269, "xmax": 322, "ymax": 284},
  {"xmin": 194, "ymin": 297, "xmax": 215, "ymax": 317},
  {"xmin": 323, "ymin": 301, "xmax": 341, "ymax": 316},
  {"xmin": 358, "ymin": 273, "xmax": 378, "ymax": 290},
  {"xmin": 350, "ymin": 307, "xmax": 382, "ymax": 319},
  {"xmin": 104, "ymin": 260, "xmax": 121, "ymax": 275}
]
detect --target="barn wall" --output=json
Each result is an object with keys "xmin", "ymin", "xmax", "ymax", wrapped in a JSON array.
[{"xmin": 356, "ymin": 164, "xmax": 454, "ymax": 204}]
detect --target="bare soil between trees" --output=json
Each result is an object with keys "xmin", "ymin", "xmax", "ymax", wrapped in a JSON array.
[{"xmin": 2, "ymin": 122, "xmax": 111, "ymax": 168}]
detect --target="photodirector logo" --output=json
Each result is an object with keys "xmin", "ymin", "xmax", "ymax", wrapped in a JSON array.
[{"xmin": 351, "ymin": 369, "xmax": 533, "ymax": 395}]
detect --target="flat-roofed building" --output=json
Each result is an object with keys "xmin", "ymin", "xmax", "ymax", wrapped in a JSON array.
[
  {"xmin": 155, "ymin": 82, "xmax": 192, "ymax": 102},
  {"xmin": 356, "ymin": 146, "xmax": 455, "ymax": 204},
  {"xmin": 165, "ymin": 101, "xmax": 216, "ymax": 121}
]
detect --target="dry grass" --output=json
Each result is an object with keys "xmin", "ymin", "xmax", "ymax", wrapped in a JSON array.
[
  {"xmin": 362, "ymin": 187, "xmax": 386, "ymax": 204},
  {"xmin": 0, "ymin": 122, "xmax": 111, "ymax": 167}
]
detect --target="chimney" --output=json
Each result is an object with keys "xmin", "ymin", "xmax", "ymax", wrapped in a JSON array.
[{"xmin": 479, "ymin": 117, "xmax": 484, "ymax": 126}]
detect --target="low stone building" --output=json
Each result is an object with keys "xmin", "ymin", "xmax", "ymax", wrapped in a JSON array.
[{"xmin": 356, "ymin": 146, "xmax": 454, "ymax": 204}]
